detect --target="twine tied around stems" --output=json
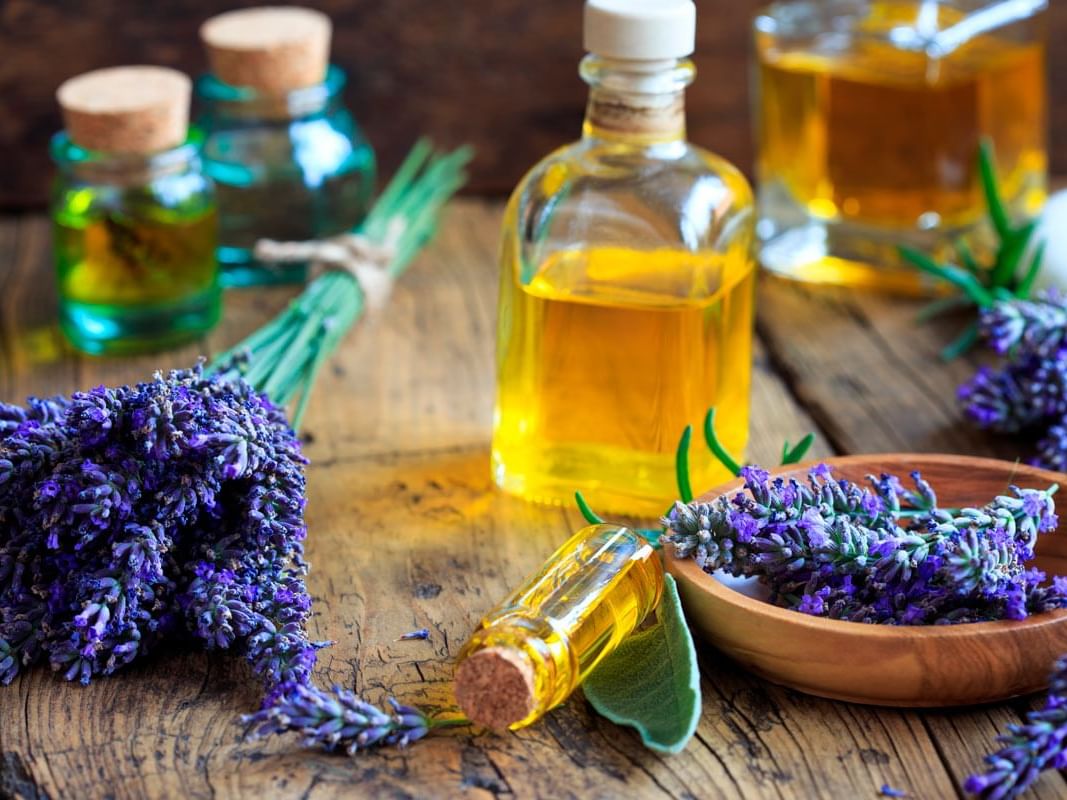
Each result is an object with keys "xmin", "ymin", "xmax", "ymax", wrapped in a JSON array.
[{"xmin": 253, "ymin": 219, "xmax": 406, "ymax": 310}]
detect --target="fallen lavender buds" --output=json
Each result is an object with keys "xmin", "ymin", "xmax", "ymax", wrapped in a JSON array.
[
  {"xmin": 244, "ymin": 683, "xmax": 434, "ymax": 754},
  {"xmin": 663, "ymin": 465, "xmax": 1064, "ymax": 625},
  {"xmin": 0, "ymin": 367, "xmax": 431, "ymax": 754},
  {"xmin": 960, "ymin": 291, "xmax": 1067, "ymax": 471}
]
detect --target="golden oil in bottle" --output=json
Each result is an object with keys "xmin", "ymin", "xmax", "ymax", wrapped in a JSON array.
[
  {"xmin": 492, "ymin": 0, "xmax": 756, "ymax": 517},
  {"xmin": 454, "ymin": 524, "xmax": 664, "ymax": 730},
  {"xmin": 494, "ymin": 246, "xmax": 755, "ymax": 517},
  {"xmin": 755, "ymin": 0, "xmax": 1048, "ymax": 293}
]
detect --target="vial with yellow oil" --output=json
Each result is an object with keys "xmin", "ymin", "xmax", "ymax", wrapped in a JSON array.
[
  {"xmin": 492, "ymin": 0, "xmax": 757, "ymax": 518},
  {"xmin": 454, "ymin": 524, "xmax": 664, "ymax": 731}
]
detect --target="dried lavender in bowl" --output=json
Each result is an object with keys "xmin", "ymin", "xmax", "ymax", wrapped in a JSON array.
[{"xmin": 662, "ymin": 464, "xmax": 1065, "ymax": 625}]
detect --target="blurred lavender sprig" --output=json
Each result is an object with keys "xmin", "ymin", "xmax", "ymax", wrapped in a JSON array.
[
  {"xmin": 960, "ymin": 290, "xmax": 1067, "ymax": 471},
  {"xmin": 965, "ymin": 656, "xmax": 1067, "ymax": 799},
  {"xmin": 663, "ymin": 465, "xmax": 1062, "ymax": 625}
]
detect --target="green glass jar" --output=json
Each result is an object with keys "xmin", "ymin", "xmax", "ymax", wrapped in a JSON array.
[
  {"xmin": 51, "ymin": 130, "xmax": 221, "ymax": 355},
  {"xmin": 195, "ymin": 65, "xmax": 376, "ymax": 288}
]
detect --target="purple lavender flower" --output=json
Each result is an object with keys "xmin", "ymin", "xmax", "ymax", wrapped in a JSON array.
[
  {"xmin": 966, "ymin": 655, "xmax": 1067, "ymax": 799},
  {"xmin": 664, "ymin": 466, "xmax": 1064, "ymax": 626},
  {"xmin": 0, "ymin": 366, "xmax": 425, "ymax": 756},
  {"xmin": 243, "ymin": 683, "xmax": 434, "ymax": 754},
  {"xmin": 960, "ymin": 292, "xmax": 1067, "ymax": 470}
]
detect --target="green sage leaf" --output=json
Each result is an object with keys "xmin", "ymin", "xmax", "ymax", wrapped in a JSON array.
[{"xmin": 583, "ymin": 574, "xmax": 701, "ymax": 755}]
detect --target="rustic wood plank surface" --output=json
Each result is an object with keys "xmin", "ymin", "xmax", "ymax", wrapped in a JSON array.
[{"xmin": 2, "ymin": 200, "xmax": 1066, "ymax": 799}]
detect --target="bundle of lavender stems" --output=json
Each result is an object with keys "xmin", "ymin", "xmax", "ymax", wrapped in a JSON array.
[{"xmin": 0, "ymin": 141, "xmax": 470, "ymax": 754}]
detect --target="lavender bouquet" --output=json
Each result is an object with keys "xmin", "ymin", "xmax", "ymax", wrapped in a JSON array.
[{"xmin": 0, "ymin": 143, "xmax": 470, "ymax": 755}]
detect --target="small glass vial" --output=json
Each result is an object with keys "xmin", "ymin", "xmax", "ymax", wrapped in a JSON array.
[
  {"xmin": 754, "ymin": 0, "xmax": 1048, "ymax": 293},
  {"xmin": 52, "ymin": 66, "xmax": 220, "ymax": 355},
  {"xmin": 493, "ymin": 0, "xmax": 757, "ymax": 517},
  {"xmin": 197, "ymin": 7, "xmax": 376, "ymax": 287},
  {"xmin": 455, "ymin": 524, "xmax": 663, "ymax": 730}
]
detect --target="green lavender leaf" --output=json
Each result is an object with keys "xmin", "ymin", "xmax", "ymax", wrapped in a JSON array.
[
  {"xmin": 979, "ymin": 139, "xmax": 1012, "ymax": 240},
  {"xmin": 992, "ymin": 219, "xmax": 1036, "ymax": 288},
  {"xmin": 583, "ymin": 574, "xmax": 701, "ymax": 754},
  {"xmin": 782, "ymin": 433, "xmax": 816, "ymax": 465},
  {"xmin": 898, "ymin": 246, "xmax": 995, "ymax": 308},
  {"xmin": 941, "ymin": 321, "xmax": 980, "ymax": 362},
  {"xmin": 575, "ymin": 491, "xmax": 605, "ymax": 525},
  {"xmin": 703, "ymin": 408, "xmax": 741, "ymax": 477},
  {"xmin": 1017, "ymin": 240, "xmax": 1047, "ymax": 299},
  {"xmin": 675, "ymin": 425, "xmax": 694, "ymax": 504}
]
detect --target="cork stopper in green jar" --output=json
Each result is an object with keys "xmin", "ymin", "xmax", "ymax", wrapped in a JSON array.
[
  {"xmin": 200, "ymin": 6, "xmax": 332, "ymax": 93},
  {"xmin": 56, "ymin": 66, "xmax": 192, "ymax": 155}
]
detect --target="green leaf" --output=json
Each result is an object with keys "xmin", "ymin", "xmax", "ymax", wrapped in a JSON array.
[
  {"xmin": 703, "ymin": 408, "xmax": 742, "ymax": 477},
  {"xmin": 992, "ymin": 219, "xmax": 1036, "ymax": 288},
  {"xmin": 1016, "ymin": 239, "xmax": 1047, "ymax": 299},
  {"xmin": 675, "ymin": 425, "xmax": 694, "ymax": 504},
  {"xmin": 782, "ymin": 433, "xmax": 816, "ymax": 465},
  {"xmin": 583, "ymin": 574, "xmax": 701, "ymax": 754},
  {"xmin": 575, "ymin": 491, "xmax": 605, "ymax": 525},
  {"xmin": 898, "ymin": 246, "xmax": 995, "ymax": 307},
  {"xmin": 940, "ymin": 321, "xmax": 980, "ymax": 361},
  {"xmin": 979, "ymin": 139, "xmax": 1011, "ymax": 240}
]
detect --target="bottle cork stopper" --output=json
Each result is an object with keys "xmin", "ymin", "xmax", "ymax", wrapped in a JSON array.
[
  {"xmin": 454, "ymin": 647, "xmax": 537, "ymax": 731},
  {"xmin": 200, "ymin": 6, "xmax": 332, "ymax": 92},
  {"xmin": 56, "ymin": 66, "xmax": 192, "ymax": 155}
]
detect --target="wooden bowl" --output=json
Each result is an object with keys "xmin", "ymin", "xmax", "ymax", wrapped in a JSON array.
[{"xmin": 664, "ymin": 454, "xmax": 1067, "ymax": 707}]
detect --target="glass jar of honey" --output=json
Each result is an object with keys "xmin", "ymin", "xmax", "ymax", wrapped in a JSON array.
[{"xmin": 754, "ymin": 0, "xmax": 1048, "ymax": 293}]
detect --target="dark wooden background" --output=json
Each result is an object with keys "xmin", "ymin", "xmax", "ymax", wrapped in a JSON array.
[{"xmin": 1, "ymin": 0, "xmax": 1065, "ymax": 208}]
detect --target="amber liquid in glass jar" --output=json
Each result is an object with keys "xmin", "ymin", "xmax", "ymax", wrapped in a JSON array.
[{"xmin": 755, "ymin": 0, "xmax": 1047, "ymax": 292}]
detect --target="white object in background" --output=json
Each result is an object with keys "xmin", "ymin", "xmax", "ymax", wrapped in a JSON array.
[{"xmin": 1032, "ymin": 189, "xmax": 1067, "ymax": 292}]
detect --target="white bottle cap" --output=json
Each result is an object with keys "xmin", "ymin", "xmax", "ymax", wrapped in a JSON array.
[{"xmin": 584, "ymin": 0, "xmax": 696, "ymax": 60}]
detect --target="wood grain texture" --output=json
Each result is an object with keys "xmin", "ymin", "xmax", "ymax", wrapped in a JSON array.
[
  {"xmin": 1, "ymin": 0, "xmax": 1065, "ymax": 208},
  {"xmin": 1, "ymin": 201, "xmax": 1066, "ymax": 798}
]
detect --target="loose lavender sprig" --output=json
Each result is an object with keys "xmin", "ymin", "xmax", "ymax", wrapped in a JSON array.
[
  {"xmin": 966, "ymin": 656, "xmax": 1067, "ymax": 799},
  {"xmin": 663, "ymin": 465, "xmax": 1063, "ymax": 625},
  {"xmin": 959, "ymin": 290, "xmax": 1067, "ymax": 471},
  {"xmin": 243, "ymin": 683, "xmax": 437, "ymax": 754}
]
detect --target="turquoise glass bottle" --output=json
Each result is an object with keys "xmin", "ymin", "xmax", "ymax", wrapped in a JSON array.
[{"xmin": 196, "ymin": 7, "xmax": 376, "ymax": 287}]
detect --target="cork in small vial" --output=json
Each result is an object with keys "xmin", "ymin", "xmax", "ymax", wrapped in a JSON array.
[
  {"xmin": 56, "ymin": 66, "xmax": 192, "ymax": 155},
  {"xmin": 454, "ymin": 647, "xmax": 537, "ymax": 731},
  {"xmin": 200, "ymin": 6, "xmax": 332, "ymax": 93}
]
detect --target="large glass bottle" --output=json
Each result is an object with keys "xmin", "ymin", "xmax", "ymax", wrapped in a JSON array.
[{"xmin": 492, "ymin": 0, "xmax": 757, "ymax": 518}]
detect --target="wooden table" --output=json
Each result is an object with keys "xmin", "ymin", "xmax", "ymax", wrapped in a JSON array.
[{"xmin": 1, "ymin": 201, "xmax": 1064, "ymax": 799}]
